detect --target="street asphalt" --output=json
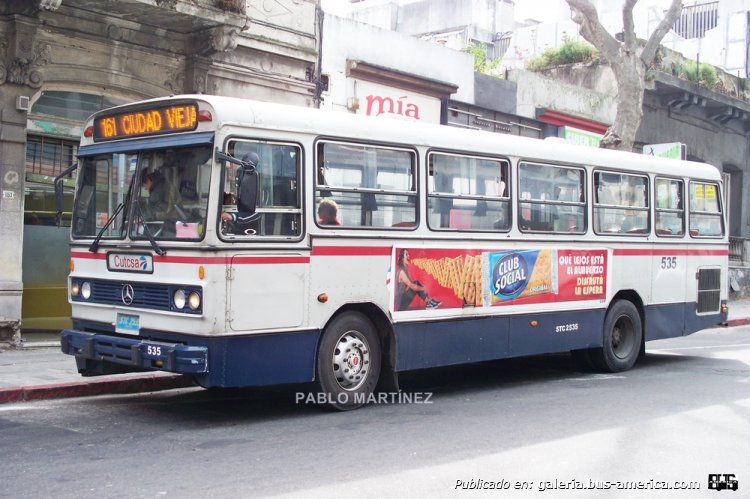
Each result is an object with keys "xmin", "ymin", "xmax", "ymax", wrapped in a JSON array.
[{"xmin": 2, "ymin": 299, "xmax": 749, "ymax": 404}]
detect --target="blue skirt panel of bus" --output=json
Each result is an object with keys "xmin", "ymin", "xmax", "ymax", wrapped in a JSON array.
[
  {"xmin": 64, "ymin": 320, "xmax": 320, "ymax": 388},
  {"xmin": 393, "ymin": 309, "xmax": 605, "ymax": 372},
  {"xmin": 645, "ymin": 301, "xmax": 726, "ymax": 340}
]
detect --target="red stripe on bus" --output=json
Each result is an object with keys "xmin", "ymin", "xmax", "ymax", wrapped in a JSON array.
[
  {"xmin": 613, "ymin": 248, "xmax": 728, "ymax": 256},
  {"xmin": 230, "ymin": 256, "xmax": 310, "ymax": 265},
  {"xmin": 311, "ymin": 246, "xmax": 392, "ymax": 256},
  {"xmin": 71, "ymin": 251, "xmax": 106, "ymax": 260}
]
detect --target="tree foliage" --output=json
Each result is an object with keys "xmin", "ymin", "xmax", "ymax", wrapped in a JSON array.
[
  {"xmin": 466, "ymin": 42, "xmax": 502, "ymax": 75},
  {"xmin": 565, "ymin": 0, "xmax": 683, "ymax": 150}
]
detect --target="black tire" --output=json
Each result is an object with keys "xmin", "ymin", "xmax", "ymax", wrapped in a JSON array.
[
  {"xmin": 570, "ymin": 348, "xmax": 597, "ymax": 371},
  {"xmin": 591, "ymin": 300, "xmax": 642, "ymax": 372},
  {"xmin": 315, "ymin": 312, "xmax": 381, "ymax": 411}
]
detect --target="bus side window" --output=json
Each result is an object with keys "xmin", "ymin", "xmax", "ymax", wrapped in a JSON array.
[
  {"xmin": 316, "ymin": 141, "xmax": 416, "ymax": 229},
  {"xmin": 222, "ymin": 141, "xmax": 302, "ymax": 238},
  {"xmin": 593, "ymin": 170, "xmax": 649, "ymax": 235},
  {"xmin": 428, "ymin": 152, "xmax": 510, "ymax": 232},
  {"xmin": 655, "ymin": 177, "xmax": 684, "ymax": 237},
  {"xmin": 518, "ymin": 162, "xmax": 585, "ymax": 234},
  {"xmin": 689, "ymin": 181, "xmax": 723, "ymax": 238}
]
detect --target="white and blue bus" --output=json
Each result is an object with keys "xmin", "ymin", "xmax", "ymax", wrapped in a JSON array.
[{"xmin": 59, "ymin": 95, "xmax": 728, "ymax": 409}]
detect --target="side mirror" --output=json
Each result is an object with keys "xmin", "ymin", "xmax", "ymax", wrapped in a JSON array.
[
  {"xmin": 54, "ymin": 162, "xmax": 78, "ymax": 227},
  {"xmin": 215, "ymin": 149, "xmax": 259, "ymax": 217}
]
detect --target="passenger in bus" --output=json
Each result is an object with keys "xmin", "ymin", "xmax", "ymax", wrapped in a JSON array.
[
  {"xmin": 143, "ymin": 171, "xmax": 181, "ymax": 218},
  {"xmin": 396, "ymin": 249, "xmax": 441, "ymax": 311},
  {"xmin": 221, "ymin": 196, "xmax": 259, "ymax": 235},
  {"xmin": 317, "ymin": 197, "xmax": 341, "ymax": 225}
]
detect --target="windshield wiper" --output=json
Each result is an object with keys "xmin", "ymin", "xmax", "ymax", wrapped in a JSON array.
[{"xmin": 88, "ymin": 202, "xmax": 125, "ymax": 253}]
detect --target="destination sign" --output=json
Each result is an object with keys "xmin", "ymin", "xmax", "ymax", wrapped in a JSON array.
[{"xmin": 93, "ymin": 104, "xmax": 198, "ymax": 141}]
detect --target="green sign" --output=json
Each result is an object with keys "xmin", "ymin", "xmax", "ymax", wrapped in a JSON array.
[
  {"xmin": 643, "ymin": 142, "xmax": 686, "ymax": 160},
  {"xmin": 562, "ymin": 127, "xmax": 602, "ymax": 147}
]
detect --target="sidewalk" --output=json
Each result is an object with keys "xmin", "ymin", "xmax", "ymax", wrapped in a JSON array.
[
  {"xmin": 2, "ymin": 300, "xmax": 750, "ymax": 405},
  {"xmin": 0, "ymin": 342, "xmax": 194, "ymax": 404}
]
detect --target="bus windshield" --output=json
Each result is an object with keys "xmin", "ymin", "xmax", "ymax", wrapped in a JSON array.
[{"xmin": 71, "ymin": 145, "xmax": 212, "ymax": 240}]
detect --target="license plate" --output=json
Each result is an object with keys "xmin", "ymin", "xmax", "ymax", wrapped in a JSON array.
[{"xmin": 116, "ymin": 313, "xmax": 140, "ymax": 334}]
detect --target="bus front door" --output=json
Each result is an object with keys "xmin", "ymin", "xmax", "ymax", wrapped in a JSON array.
[{"xmin": 228, "ymin": 254, "xmax": 307, "ymax": 331}]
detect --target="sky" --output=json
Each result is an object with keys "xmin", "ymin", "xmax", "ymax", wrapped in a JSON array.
[
  {"xmin": 321, "ymin": 0, "xmax": 568, "ymax": 23},
  {"xmin": 514, "ymin": 0, "xmax": 568, "ymax": 23}
]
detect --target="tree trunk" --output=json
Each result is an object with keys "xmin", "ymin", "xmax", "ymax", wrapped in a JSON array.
[{"xmin": 604, "ymin": 53, "xmax": 646, "ymax": 151}]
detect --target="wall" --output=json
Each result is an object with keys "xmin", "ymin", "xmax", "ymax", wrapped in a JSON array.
[
  {"xmin": 0, "ymin": 95, "xmax": 26, "ymax": 347},
  {"xmin": 507, "ymin": 68, "xmax": 616, "ymax": 125},
  {"xmin": 321, "ymin": 14, "xmax": 474, "ymax": 113}
]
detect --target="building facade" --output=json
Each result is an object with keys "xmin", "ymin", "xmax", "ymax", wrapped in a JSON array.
[{"xmin": 0, "ymin": 0, "xmax": 319, "ymax": 347}]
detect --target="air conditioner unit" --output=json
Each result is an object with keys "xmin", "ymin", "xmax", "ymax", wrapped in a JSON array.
[{"xmin": 16, "ymin": 96, "xmax": 30, "ymax": 112}]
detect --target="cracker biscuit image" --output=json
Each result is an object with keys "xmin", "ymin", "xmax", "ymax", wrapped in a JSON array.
[{"xmin": 413, "ymin": 254, "xmax": 483, "ymax": 306}]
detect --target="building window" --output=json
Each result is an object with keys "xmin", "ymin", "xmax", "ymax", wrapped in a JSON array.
[
  {"xmin": 25, "ymin": 135, "xmax": 78, "ymax": 177},
  {"xmin": 30, "ymin": 91, "xmax": 129, "ymax": 121},
  {"xmin": 673, "ymin": 1, "xmax": 718, "ymax": 39}
]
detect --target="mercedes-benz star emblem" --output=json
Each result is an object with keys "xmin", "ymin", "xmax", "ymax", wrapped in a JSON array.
[{"xmin": 121, "ymin": 284, "xmax": 135, "ymax": 305}]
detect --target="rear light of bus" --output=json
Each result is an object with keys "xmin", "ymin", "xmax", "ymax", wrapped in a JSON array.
[
  {"xmin": 197, "ymin": 110, "xmax": 212, "ymax": 122},
  {"xmin": 83, "ymin": 126, "xmax": 94, "ymax": 138}
]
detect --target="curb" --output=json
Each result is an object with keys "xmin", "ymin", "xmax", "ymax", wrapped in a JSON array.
[
  {"xmin": 725, "ymin": 318, "xmax": 750, "ymax": 327},
  {"xmin": 0, "ymin": 373, "xmax": 194, "ymax": 404}
]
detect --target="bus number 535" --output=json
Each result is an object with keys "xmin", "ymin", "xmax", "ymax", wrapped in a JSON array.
[{"xmin": 661, "ymin": 256, "xmax": 677, "ymax": 269}]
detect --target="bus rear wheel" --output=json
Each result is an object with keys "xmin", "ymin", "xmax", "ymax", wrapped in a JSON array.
[
  {"xmin": 315, "ymin": 312, "xmax": 381, "ymax": 411},
  {"xmin": 592, "ymin": 299, "xmax": 642, "ymax": 372}
]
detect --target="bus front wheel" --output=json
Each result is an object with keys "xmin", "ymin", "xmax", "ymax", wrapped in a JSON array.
[
  {"xmin": 592, "ymin": 300, "xmax": 642, "ymax": 372},
  {"xmin": 315, "ymin": 312, "xmax": 381, "ymax": 411}
]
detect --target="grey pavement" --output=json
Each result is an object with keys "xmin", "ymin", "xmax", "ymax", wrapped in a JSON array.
[{"xmin": 2, "ymin": 299, "xmax": 750, "ymax": 404}]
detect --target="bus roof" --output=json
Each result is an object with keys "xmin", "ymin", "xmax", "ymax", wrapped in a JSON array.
[{"xmin": 90, "ymin": 94, "xmax": 722, "ymax": 181}]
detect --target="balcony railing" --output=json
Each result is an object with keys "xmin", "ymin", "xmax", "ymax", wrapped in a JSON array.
[
  {"xmin": 729, "ymin": 236, "xmax": 746, "ymax": 264},
  {"xmin": 673, "ymin": 1, "xmax": 719, "ymax": 39}
]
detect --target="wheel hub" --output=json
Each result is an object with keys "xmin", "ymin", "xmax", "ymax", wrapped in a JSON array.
[{"xmin": 332, "ymin": 331, "xmax": 370, "ymax": 390}]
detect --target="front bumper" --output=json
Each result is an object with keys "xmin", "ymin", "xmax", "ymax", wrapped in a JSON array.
[{"xmin": 60, "ymin": 329, "xmax": 208, "ymax": 375}]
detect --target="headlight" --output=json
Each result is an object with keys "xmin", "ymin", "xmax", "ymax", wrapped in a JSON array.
[
  {"xmin": 173, "ymin": 289, "xmax": 187, "ymax": 309},
  {"xmin": 81, "ymin": 282, "xmax": 92, "ymax": 300},
  {"xmin": 71, "ymin": 282, "xmax": 80, "ymax": 297},
  {"xmin": 188, "ymin": 291, "xmax": 201, "ymax": 310}
]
